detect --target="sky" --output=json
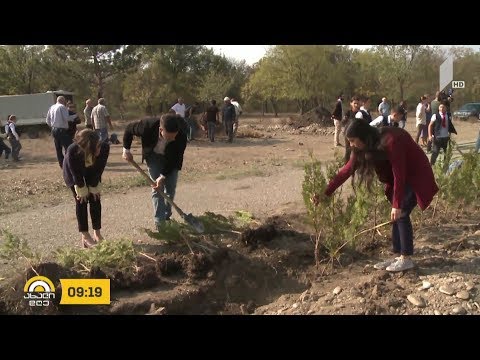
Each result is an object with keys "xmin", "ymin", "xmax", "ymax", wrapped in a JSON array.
[{"xmin": 206, "ymin": 45, "xmax": 480, "ymax": 65}]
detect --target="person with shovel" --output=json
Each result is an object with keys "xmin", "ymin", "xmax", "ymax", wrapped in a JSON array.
[
  {"xmin": 122, "ymin": 113, "xmax": 187, "ymax": 229},
  {"xmin": 323, "ymin": 120, "xmax": 438, "ymax": 272}
]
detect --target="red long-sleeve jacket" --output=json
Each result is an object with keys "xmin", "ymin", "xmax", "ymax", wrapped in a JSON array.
[{"xmin": 325, "ymin": 127, "xmax": 439, "ymax": 210}]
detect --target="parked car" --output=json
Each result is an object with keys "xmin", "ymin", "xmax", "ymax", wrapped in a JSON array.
[{"xmin": 452, "ymin": 102, "xmax": 480, "ymax": 120}]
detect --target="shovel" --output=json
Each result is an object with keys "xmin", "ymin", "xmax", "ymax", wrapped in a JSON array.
[{"xmin": 127, "ymin": 158, "xmax": 204, "ymax": 233}]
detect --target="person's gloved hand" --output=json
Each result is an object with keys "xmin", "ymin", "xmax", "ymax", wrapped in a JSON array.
[
  {"xmin": 88, "ymin": 183, "xmax": 102, "ymax": 201},
  {"xmin": 74, "ymin": 185, "xmax": 89, "ymax": 203}
]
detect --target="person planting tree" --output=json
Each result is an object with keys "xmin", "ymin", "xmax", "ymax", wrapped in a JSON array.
[{"xmin": 323, "ymin": 120, "xmax": 438, "ymax": 272}]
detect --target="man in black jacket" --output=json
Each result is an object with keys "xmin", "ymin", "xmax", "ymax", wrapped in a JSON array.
[{"xmin": 122, "ymin": 114, "xmax": 188, "ymax": 228}]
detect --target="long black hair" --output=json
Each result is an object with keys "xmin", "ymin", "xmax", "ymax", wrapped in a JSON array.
[{"xmin": 345, "ymin": 120, "xmax": 387, "ymax": 190}]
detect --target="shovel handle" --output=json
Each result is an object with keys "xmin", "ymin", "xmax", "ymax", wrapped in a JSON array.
[{"xmin": 127, "ymin": 158, "xmax": 185, "ymax": 217}]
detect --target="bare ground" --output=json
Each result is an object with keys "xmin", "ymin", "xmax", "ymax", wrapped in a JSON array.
[{"xmin": 1, "ymin": 115, "xmax": 479, "ymax": 315}]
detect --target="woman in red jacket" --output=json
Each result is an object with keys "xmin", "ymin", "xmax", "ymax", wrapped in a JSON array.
[{"xmin": 324, "ymin": 120, "xmax": 438, "ymax": 272}]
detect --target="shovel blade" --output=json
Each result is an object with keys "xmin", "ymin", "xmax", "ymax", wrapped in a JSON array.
[{"xmin": 183, "ymin": 213, "xmax": 204, "ymax": 233}]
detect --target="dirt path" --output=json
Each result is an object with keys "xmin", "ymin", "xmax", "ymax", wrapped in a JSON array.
[{"xmin": 0, "ymin": 167, "xmax": 305, "ymax": 260}]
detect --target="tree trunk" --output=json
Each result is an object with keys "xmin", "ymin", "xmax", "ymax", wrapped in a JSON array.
[
  {"xmin": 264, "ymin": 100, "xmax": 268, "ymax": 114},
  {"xmin": 399, "ymin": 81, "xmax": 404, "ymax": 101},
  {"xmin": 271, "ymin": 98, "xmax": 278, "ymax": 117}
]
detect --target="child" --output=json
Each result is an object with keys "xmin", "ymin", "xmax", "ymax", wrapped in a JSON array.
[
  {"xmin": 5, "ymin": 115, "xmax": 22, "ymax": 161},
  {"xmin": 63, "ymin": 129, "xmax": 110, "ymax": 247}
]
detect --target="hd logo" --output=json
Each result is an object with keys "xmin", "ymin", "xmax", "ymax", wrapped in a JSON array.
[{"xmin": 24, "ymin": 276, "xmax": 56, "ymax": 307}]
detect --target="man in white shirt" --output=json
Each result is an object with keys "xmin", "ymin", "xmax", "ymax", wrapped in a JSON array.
[
  {"xmin": 46, "ymin": 96, "xmax": 78, "ymax": 168},
  {"xmin": 171, "ymin": 97, "xmax": 186, "ymax": 118},
  {"xmin": 230, "ymin": 97, "xmax": 243, "ymax": 136},
  {"xmin": 171, "ymin": 97, "xmax": 190, "ymax": 140}
]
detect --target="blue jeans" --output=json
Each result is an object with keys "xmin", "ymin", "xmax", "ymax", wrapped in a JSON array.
[
  {"xmin": 145, "ymin": 152, "xmax": 179, "ymax": 225},
  {"xmin": 389, "ymin": 184, "xmax": 417, "ymax": 256},
  {"xmin": 475, "ymin": 130, "xmax": 480, "ymax": 153},
  {"xmin": 207, "ymin": 122, "xmax": 216, "ymax": 142},
  {"xmin": 95, "ymin": 128, "xmax": 109, "ymax": 143},
  {"xmin": 224, "ymin": 119, "xmax": 234, "ymax": 142},
  {"xmin": 52, "ymin": 127, "xmax": 73, "ymax": 168}
]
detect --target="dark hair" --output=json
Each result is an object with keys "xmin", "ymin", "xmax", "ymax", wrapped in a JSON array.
[
  {"xmin": 345, "ymin": 120, "xmax": 385, "ymax": 191},
  {"xmin": 160, "ymin": 114, "xmax": 180, "ymax": 133},
  {"xmin": 211, "ymin": 99, "xmax": 216, "ymax": 105},
  {"xmin": 75, "ymin": 128, "xmax": 100, "ymax": 158}
]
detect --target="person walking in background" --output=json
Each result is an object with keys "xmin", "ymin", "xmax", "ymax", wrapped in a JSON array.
[
  {"xmin": 230, "ymin": 97, "xmax": 243, "ymax": 136},
  {"xmin": 63, "ymin": 129, "xmax": 110, "ymax": 248},
  {"xmin": 0, "ymin": 116, "xmax": 12, "ymax": 160},
  {"xmin": 324, "ymin": 120, "xmax": 438, "ymax": 272},
  {"xmin": 378, "ymin": 97, "xmax": 390, "ymax": 118},
  {"xmin": 203, "ymin": 99, "xmax": 220, "ymax": 142},
  {"xmin": 46, "ymin": 95, "xmax": 78, "ymax": 168},
  {"xmin": 428, "ymin": 102, "xmax": 457, "ymax": 166},
  {"xmin": 4, "ymin": 115, "xmax": 22, "ymax": 161},
  {"xmin": 398, "ymin": 101, "xmax": 407, "ymax": 129},
  {"xmin": 424, "ymin": 95, "xmax": 433, "ymax": 152},
  {"xmin": 415, "ymin": 96, "xmax": 427, "ymax": 145},
  {"xmin": 331, "ymin": 94, "xmax": 344, "ymax": 147},
  {"xmin": 171, "ymin": 97, "xmax": 189, "ymax": 140},
  {"xmin": 84, "ymin": 98, "xmax": 94, "ymax": 129},
  {"xmin": 122, "ymin": 114, "xmax": 187, "ymax": 229},
  {"xmin": 222, "ymin": 97, "xmax": 237, "ymax": 143},
  {"xmin": 341, "ymin": 96, "xmax": 367, "ymax": 163},
  {"xmin": 359, "ymin": 96, "xmax": 373, "ymax": 123},
  {"xmin": 67, "ymin": 101, "xmax": 81, "ymax": 141},
  {"xmin": 91, "ymin": 98, "xmax": 113, "ymax": 143}
]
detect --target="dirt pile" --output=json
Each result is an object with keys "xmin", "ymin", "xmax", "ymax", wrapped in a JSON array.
[{"xmin": 290, "ymin": 106, "xmax": 332, "ymax": 129}]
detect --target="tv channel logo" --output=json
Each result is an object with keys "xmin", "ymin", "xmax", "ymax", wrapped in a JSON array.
[{"xmin": 23, "ymin": 276, "xmax": 56, "ymax": 307}]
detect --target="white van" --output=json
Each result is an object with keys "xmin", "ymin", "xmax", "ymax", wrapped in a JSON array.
[{"xmin": 0, "ymin": 90, "xmax": 75, "ymax": 138}]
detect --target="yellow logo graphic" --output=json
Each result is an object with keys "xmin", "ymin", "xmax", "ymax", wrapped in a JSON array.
[{"xmin": 24, "ymin": 276, "xmax": 56, "ymax": 307}]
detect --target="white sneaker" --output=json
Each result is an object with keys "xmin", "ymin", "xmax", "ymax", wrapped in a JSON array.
[
  {"xmin": 373, "ymin": 257, "xmax": 400, "ymax": 270},
  {"xmin": 386, "ymin": 257, "xmax": 415, "ymax": 272}
]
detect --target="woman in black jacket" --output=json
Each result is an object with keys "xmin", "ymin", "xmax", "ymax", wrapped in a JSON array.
[{"xmin": 63, "ymin": 129, "xmax": 110, "ymax": 247}]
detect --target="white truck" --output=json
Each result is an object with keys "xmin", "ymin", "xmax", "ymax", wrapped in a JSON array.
[{"xmin": 0, "ymin": 90, "xmax": 75, "ymax": 138}]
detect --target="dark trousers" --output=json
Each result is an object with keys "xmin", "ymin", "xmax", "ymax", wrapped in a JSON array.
[
  {"xmin": 430, "ymin": 137, "xmax": 450, "ymax": 166},
  {"xmin": 8, "ymin": 137, "xmax": 22, "ymax": 161},
  {"xmin": 207, "ymin": 121, "xmax": 216, "ymax": 142},
  {"xmin": 70, "ymin": 186, "xmax": 101, "ymax": 232},
  {"xmin": 0, "ymin": 138, "xmax": 11, "ymax": 158},
  {"xmin": 389, "ymin": 184, "xmax": 417, "ymax": 256},
  {"xmin": 52, "ymin": 128, "xmax": 73, "ymax": 168},
  {"xmin": 224, "ymin": 119, "xmax": 234, "ymax": 142}
]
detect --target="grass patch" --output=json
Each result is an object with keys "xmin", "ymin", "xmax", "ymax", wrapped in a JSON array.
[
  {"xmin": 0, "ymin": 229, "xmax": 39, "ymax": 263},
  {"xmin": 55, "ymin": 239, "xmax": 137, "ymax": 274},
  {"xmin": 215, "ymin": 167, "xmax": 267, "ymax": 180}
]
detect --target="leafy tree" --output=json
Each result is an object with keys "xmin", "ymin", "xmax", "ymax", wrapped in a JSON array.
[{"xmin": 373, "ymin": 45, "xmax": 427, "ymax": 103}]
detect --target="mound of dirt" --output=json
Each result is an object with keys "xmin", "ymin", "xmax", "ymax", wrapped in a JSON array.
[{"xmin": 289, "ymin": 106, "xmax": 332, "ymax": 129}]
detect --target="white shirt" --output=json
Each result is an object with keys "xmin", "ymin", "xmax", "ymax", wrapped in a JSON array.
[
  {"xmin": 46, "ymin": 102, "xmax": 77, "ymax": 129},
  {"xmin": 231, "ymin": 101, "xmax": 243, "ymax": 116},
  {"xmin": 5, "ymin": 122, "xmax": 19, "ymax": 140},
  {"xmin": 416, "ymin": 102, "xmax": 426, "ymax": 126},
  {"xmin": 430, "ymin": 113, "xmax": 450, "ymax": 138},
  {"xmin": 370, "ymin": 115, "xmax": 393, "ymax": 127},
  {"xmin": 171, "ymin": 103, "xmax": 186, "ymax": 118}
]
